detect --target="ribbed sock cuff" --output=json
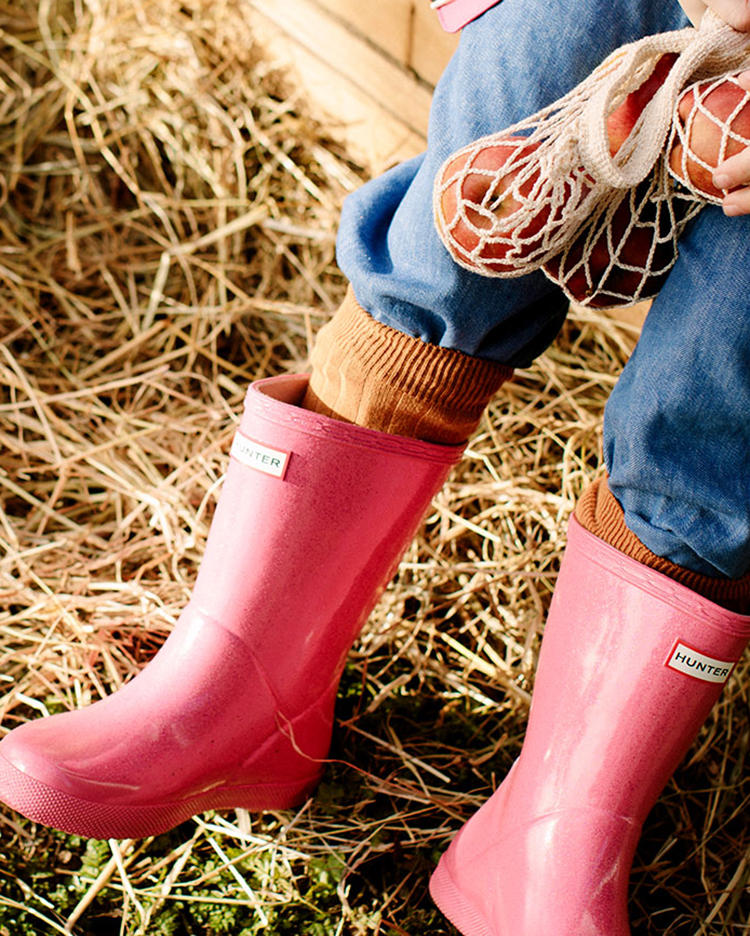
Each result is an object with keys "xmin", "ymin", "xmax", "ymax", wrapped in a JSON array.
[
  {"xmin": 575, "ymin": 476, "xmax": 750, "ymax": 614},
  {"xmin": 303, "ymin": 287, "xmax": 512, "ymax": 445}
]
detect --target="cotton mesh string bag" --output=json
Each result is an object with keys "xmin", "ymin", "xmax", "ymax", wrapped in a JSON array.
[
  {"xmin": 546, "ymin": 62, "xmax": 750, "ymax": 308},
  {"xmin": 434, "ymin": 11, "xmax": 750, "ymax": 307},
  {"xmin": 542, "ymin": 153, "xmax": 702, "ymax": 308}
]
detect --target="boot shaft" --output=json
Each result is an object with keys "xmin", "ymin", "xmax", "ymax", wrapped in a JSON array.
[
  {"xmin": 191, "ymin": 375, "xmax": 463, "ymax": 710},
  {"xmin": 514, "ymin": 517, "xmax": 750, "ymax": 822}
]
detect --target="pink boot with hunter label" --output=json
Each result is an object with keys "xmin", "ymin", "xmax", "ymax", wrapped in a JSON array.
[
  {"xmin": 0, "ymin": 374, "xmax": 462, "ymax": 840},
  {"xmin": 430, "ymin": 515, "xmax": 750, "ymax": 936}
]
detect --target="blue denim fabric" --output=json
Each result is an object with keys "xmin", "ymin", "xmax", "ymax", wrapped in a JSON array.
[
  {"xmin": 336, "ymin": 0, "xmax": 750, "ymax": 578},
  {"xmin": 605, "ymin": 206, "xmax": 750, "ymax": 577}
]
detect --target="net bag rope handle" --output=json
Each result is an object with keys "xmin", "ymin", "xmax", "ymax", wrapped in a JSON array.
[{"xmin": 582, "ymin": 10, "xmax": 750, "ymax": 188}]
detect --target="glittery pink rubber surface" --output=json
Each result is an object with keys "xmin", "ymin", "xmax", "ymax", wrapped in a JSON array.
[
  {"xmin": 430, "ymin": 516, "xmax": 750, "ymax": 936},
  {"xmin": 0, "ymin": 750, "xmax": 320, "ymax": 839},
  {"xmin": 435, "ymin": 0, "xmax": 501, "ymax": 32},
  {"xmin": 0, "ymin": 374, "xmax": 461, "ymax": 839}
]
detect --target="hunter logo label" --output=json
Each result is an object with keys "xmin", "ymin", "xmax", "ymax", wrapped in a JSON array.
[
  {"xmin": 665, "ymin": 641, "xmax": 734, "ymax": 685},
  {"xmin": 230, "ymin": 432, "xmax": 290, "ymax": 479}
]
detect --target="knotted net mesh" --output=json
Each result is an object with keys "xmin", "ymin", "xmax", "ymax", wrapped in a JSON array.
[
  {"xmin": 434, "ymin": 12, "xmax": 750, "ymax": 308},
  {"xmin": 543, "ymin": 158, "xmax": 702, "ymax": 308}
]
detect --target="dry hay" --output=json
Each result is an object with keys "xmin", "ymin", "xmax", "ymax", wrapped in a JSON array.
[{"xmin": 0, "ymin": 1, "xmax": 748, "ymax": 934}]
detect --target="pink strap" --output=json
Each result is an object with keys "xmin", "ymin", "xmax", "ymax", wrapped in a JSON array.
[{"xmin": 432, "ymin": 0, "xmax": 501, "ymax": 32}]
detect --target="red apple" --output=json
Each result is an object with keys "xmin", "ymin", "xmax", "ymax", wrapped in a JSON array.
[
  {"xmin": 606, "ymin": 53, "xmax": 679, "ymax": 156},
  {"xmin": 669, "ymin": 75, "xmax": 750, "ymax": 198},
  {"xmin": 437, "ymin": 137, "xmax": 555, "ymax": 273},
  {"xmin": 543, "ymin": 180, "xmax": 694, "ymax": 307}
]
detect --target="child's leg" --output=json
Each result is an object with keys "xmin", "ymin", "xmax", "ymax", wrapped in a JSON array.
[
  {"xmin": 587, "ymin": 205, "xmax": 750, "ymax": 589},
  {"xmin": 428, "ymin": 89, "xmax": 750, "ymax": 936},
  {"xmin": 305, "ymin": 0, "xmax": 690, "ymax": 442},
  {"xmin": 359, "ymin": 6, "xmax": 750, "ymax": 935}
]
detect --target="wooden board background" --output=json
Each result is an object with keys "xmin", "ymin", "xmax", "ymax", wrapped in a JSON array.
[{"xmin": 242, "ymin": 0, "xmax": 458, "ymax": 173}]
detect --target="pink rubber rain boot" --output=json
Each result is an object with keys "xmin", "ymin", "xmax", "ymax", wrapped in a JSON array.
[
  {"xmin": 430, "ymin": 515, "xmax": 750, "ymax": 936},
  {"xmin": 0, "ymin": 373, "xmax": 462, "ymax": 840}
]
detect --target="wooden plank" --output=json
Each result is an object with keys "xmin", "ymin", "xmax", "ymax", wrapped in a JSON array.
[
  {"xmin": 605, "ymin": 301, "xmax": 649, "ymax": 330},
  {"xmin": 314, "ymin": 0, "xmax": 413, "ymax": 67},
  {"xmin": 243, "ymin": 0, "xmax": 429, "ymax": 173},
  {"xmin": 247, "ymin": 0, "xmax": 433, "ymax": 135},
  {"xmin": 409, "ymin": 2, "xmax": 460, "ymax": 88}
]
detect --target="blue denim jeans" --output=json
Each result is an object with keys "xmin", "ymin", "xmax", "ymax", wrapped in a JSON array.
[{"xmin": 336, "ymin": 0, "xmax": 750, "ymax": 579}]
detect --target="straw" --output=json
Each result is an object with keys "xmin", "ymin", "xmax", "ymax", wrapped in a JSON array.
[{"xmin": 1, "ymin": 2, "xmax": 748, "ymax": 933}]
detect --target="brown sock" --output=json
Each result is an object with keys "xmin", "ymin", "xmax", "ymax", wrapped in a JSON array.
[
  {"xmin": 576, "ymin": 476, "xmax": 750, "ymax": 614},
  {"xmin": 302, "ymin": 287, "xmax": 512, "ymax": 445}
]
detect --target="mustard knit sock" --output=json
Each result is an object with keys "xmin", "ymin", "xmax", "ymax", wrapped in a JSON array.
[{"xmin": 303, "ymin": 288, "xmax": 512, "ymax": 445}]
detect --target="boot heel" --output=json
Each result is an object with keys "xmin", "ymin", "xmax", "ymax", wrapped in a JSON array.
[{"xmin": 429, "ymin": 857, "xmax": 493, "ymax": 936}]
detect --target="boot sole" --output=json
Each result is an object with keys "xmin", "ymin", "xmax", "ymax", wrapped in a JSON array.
[
  {"xmin": 430, "ymin": 852, "xmax": 494, "ymax": 936},
  {"xmin": 0, "ymin": 751, "xmax": 321, "ymax": 840}
]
